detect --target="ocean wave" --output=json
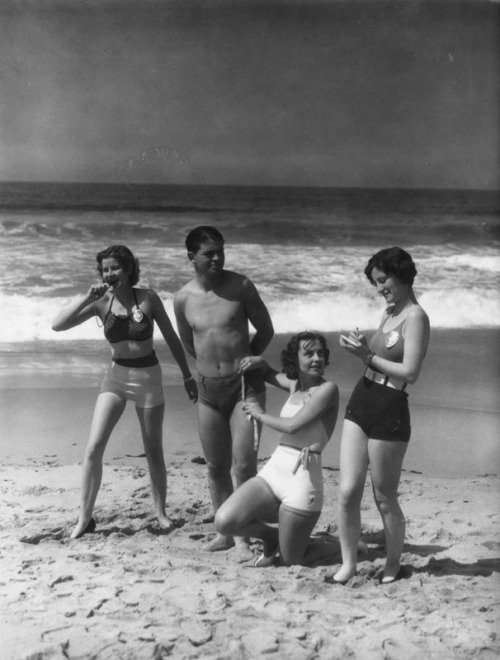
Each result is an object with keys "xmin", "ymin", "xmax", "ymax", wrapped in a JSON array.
[{"xmin": 2, "ymin": 287, "xmax": 498, "ymax": 343}]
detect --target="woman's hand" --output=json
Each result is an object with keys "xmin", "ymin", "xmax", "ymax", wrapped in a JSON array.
[
  {"xmin": 87, "ymin": 283, "xmax": 110, "ymax": 302},
  {"xmin": 183, "ymin": 376, "xmax": 198, "ymax": 403},
  {"xmin": 339, "ymin": 331, "xmax": 370, "ymax": 361},
  {"xmin": 239, "ymin": 355, "xmax": 266, "ymax": 373},
  {"xmin": 242, "ymin": 401, "xmax": 263, "ymax": 420}
]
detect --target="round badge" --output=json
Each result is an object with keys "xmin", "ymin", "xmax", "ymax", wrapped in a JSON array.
[
  {"xmin": 133, "ymin": 307, "xmax": 144, "ymax": 323},
  {"xmin": 385, "ymin": 330, "xmax": 399, "ymax": 348}
]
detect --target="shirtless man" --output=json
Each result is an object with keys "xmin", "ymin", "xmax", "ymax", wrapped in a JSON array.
[{"xmin": 174, "ymin": 226, "xmax": 274, "ymax": 555}]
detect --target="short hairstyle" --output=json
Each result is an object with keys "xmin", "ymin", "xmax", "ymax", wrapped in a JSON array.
[
  {"xmin": 96, "ymin": 245, "xmax": 140, "ymax": 286},
  {"xmin": 185, "ymin": 226, "xmax": 225, "ymax": 253},
  {"xmin": 281, "ymin": 331, "xmax": 330, "ymax": 380},
  {"xmin": 364, "ymin": 247, "xmax": 417, "ymax": 286}
]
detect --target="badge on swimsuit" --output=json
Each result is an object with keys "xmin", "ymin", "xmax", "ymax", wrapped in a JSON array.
[
  {"xmin": 132, "ymin": 307, "xmax": 144, "ymax": 323},
  {"xmin": 385, "ymin": 330, "xmax": 399, "ymax": 348}
]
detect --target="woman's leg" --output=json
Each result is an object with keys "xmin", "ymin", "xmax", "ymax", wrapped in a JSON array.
[
  {"xmin": 368, "ymin": 438, "xmax": 408, "ymax": 582},
  {"xmin": 334, "ymin": 420, "xmax": 369, "ymax": 582},
  {"xmin": 278, "ymin": 507, "xmax": 321, "ymax": 566},
  {"xmin": 215, "ymin": 477, "xmax": 280, "ymax": 555},
  {"xmin": 71, "ymin": 392, "xmax": 126, "ymax": 538},
  {"xmin": 136, "ymin": 403, "xmax": 174, "ymax": 530}
]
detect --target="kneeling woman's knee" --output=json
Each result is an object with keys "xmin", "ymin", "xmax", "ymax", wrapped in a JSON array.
[{"xmin": 214, "ymin": 506, "xmax": 233, "ymax": 535}]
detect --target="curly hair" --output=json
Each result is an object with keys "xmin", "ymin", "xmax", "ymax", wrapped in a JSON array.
[
  {"xmin": 364, "ymin": 246, "xmax": 417, "ymax": 286},
  {"xmin": 96, "ymin": 245, "xmax": 140, "ymax": 286},
  {"xmin": 280, "ymin": 331, "xmax": 330, "ymax": 380},
  {"xmin": 185, "ymin": 226, "xmax": 225, "ymax": 253}
]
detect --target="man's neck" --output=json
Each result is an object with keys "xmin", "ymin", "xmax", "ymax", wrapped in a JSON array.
[{"xmin": 195, "ymin": 270, "xmax": 224, "ymax": 291}]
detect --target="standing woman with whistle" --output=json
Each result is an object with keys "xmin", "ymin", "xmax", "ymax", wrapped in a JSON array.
[
  {"xmin": 52, "ymin": 245, "xmax": 198, "ymax": 539},
  {"xmin": 334, "ymin": 247, "xmax": 430, "ymax": 585},
  {"xmin": 215, "ymin": 332, "xmax": 339, "ymax": 567}
]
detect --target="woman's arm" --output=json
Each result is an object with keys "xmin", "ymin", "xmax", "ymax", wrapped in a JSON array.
[
  {"xmin": 51, "ymin": 284, "xmax": 108, "ymax": 332},
  {"xmin": 239, "ymin": 355, "xmax": 290, "ymax": 391},
  {"xmin": 243, "ymin": 381, "xmax": 339, "ymax": 435},
  {"xmin": 151, "ymin": 291, "xmax": 197, "ymax": 400}
]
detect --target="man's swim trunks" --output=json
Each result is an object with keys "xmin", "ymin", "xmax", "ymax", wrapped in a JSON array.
[{"xmin": 198, "ymin": 370, "xmax": 265, "ymax": 419}]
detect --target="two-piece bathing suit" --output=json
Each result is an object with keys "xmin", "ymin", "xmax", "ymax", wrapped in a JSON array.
[
  {"xmin": 345, "ymin": 316, "xmax": 411, "ymax": 443},
  {"xmin": 257, "ymin": 386, "xmax": 330, "ymax": 517},
  {"xmin": 100, "ymin": 291, "xmax": 164, "ymax": 409}
]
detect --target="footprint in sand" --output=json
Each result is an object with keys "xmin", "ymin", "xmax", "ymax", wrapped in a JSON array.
[{"xmin": 19, "ymin": 527, "xmax": 66, "ymax": 544}]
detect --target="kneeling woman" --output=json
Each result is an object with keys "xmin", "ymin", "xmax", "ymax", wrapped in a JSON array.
[
  {"xmin": 52, "ymin": 245, "xmax": 197, "ymax": 538},
  {"xmin": 215, "ymin": 331, "xmax": 339, "ymax": 566}
]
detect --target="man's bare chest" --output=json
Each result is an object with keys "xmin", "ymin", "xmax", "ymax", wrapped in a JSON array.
[{"xmin": 185, "ymin": 294, "xmax": 244, "ymax": 331}]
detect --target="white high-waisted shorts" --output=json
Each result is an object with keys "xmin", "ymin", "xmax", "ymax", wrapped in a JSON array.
[
  {"xmin": 100, "ymin": 362, "xmax": 164, "ymax": 409},
  {"xmin": 257, "ymin": 444, "xmax": 323, "ymax": 514}
]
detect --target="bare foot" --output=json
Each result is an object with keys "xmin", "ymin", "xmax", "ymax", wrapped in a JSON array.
[
  {"xmin": 381, "ymin": 563, "xmax": 402, "ymax": 584},
  {"xmin": 254, "ymin": 529, "xmax": 280, "ymax": 567},
  {"xmin": 261, "ymin": 529, "xmax": 279, "ymax": 558},
  {"xmin": 70, "ymin": 517, "xmax": 96, "ymax": 539},
  {"xmin": 234, "ymin": 537, "xmax": 255, "ymax": 563},
  {"xmin": 332, "ymin": 565, "xmax": 356, "ymax": 585},
  {"xmin": 157, "ymin": 514, "xmax": 176, "ymax": 533},
  {"xmin": 204, "ymin": 533, "xmax": 235, "ymax": 552}
]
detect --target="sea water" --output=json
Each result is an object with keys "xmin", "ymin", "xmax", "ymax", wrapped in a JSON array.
[
  {"xmin": 0, "ymin": 182, "xmax": 499, "ymax": 384},
  {"xmin": 1, "ymin": 183, "xmax": 499, "ymax": 476}
]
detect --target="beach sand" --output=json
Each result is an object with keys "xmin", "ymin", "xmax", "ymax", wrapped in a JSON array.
[
  {"xmin": 0, "ymin": 329, "xmax": 499, "ymax": 658},
  {"xmin": 0, "ymin": 462, "xmax": 499, "ymax": 659}
]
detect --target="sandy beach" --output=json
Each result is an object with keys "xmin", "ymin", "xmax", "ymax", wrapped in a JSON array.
[
  {"xmin": 1, "ymin": 328, "xmax": 499, "ymax": 658},
  {"xmin": 1, "ymin": 0, "xmax": 498, "ymax": 654},
  {"xmin": 0, "ymin": 461, "xmax": 499, "ymax": 659}
]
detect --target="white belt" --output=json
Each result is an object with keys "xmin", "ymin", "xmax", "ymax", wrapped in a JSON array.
[{"xmin": 364, "ymin": 368, "xmax": 407, "ymax": 391}]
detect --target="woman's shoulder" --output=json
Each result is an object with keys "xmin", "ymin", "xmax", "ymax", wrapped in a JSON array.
[
  {"xmin": 135, "ymin": 287, "xmax": 157, "ymax": 300},
  {"xmin": 135, "ymin": 287, "xmax": 163, "ymax": 311},
  {"xmin": 406, "ymin": 304, "xmax": 429, "ymax": 324},
  {"xmin": 311, "ymin": 379, "xmax": 338, "ymax": 399}
]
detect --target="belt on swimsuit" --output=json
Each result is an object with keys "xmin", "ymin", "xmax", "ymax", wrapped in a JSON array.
[
  {"xmin": 113, "ymin": 352, "xmax": 158, "ymax": 368},
  {"xmin": 280, "ymin": 444, "xmax": 321, "ymax": 474},
  {"xmin": 364, "ymin": 367, "xmax": 407, "ymax": 391}
]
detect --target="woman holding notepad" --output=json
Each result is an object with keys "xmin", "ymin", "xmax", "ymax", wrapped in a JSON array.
[{"xmin": 334, "ymin": 247, "xmax": 430, "ymax": 585}]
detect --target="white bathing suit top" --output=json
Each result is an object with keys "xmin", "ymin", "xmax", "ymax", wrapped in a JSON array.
[{"xmin": 279, "ymin": 386, "xmax": 330, "ymax": 452}]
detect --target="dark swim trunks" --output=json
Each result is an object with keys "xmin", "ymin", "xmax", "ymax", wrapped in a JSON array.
[
  {"xmin": 344, "ymin": 377, "xmax": 411, "ymax": 443},
  {"xmin": 198, "ymin": 370, "xmax": 265, "ymax": 419}
]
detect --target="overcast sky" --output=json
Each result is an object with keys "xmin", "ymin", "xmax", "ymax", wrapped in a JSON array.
[{"xmin": 1, "ymin": 0, "xmax": 498, "ymax": 189}]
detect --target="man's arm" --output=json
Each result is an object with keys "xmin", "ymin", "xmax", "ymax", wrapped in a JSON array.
[
  {"xmin": 173, "ymin": 290, "xmax": 197, "ymax": 359},
  {"xmin": 242, "ymin": 277, "xmax": 274, "ymax": 356}
]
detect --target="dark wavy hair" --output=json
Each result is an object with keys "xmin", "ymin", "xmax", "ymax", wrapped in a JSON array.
[
  {"xmin": 281, "ymin": 331, "xmax": 330, "ymax": 380},
  {"xmin": 185, "ymin": 226, "xmax": 225, "ymax": 253},
  {"xmin": 364, "ymin": 246, "xmax": 417, "ymax": 286},
  {"xmin": 96, "ymin": 245, "xmax": 140, "ymax": 286}
]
